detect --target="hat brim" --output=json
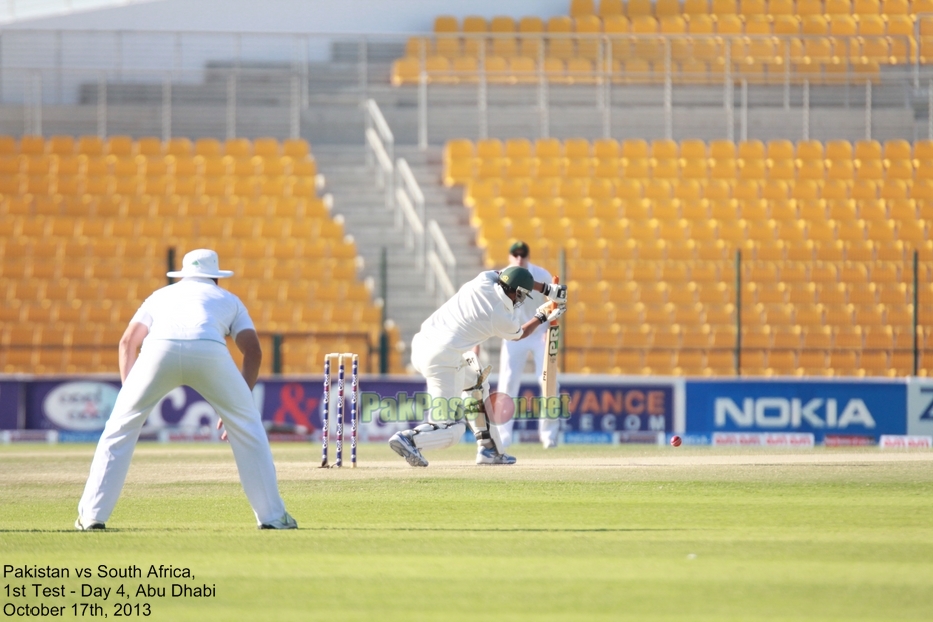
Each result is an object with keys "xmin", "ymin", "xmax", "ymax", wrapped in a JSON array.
[{"xmin": 167, "ymin": 270, "xmax": 234, "ymax": 279}]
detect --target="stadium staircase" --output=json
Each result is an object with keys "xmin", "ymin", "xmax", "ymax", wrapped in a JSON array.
[{"xmin": 313, "ymin": 144, "xmax": 485, "ymax": 369}]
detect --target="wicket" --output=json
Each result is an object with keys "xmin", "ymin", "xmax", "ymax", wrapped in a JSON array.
[{"xmin": 320, "ymin": 352, "xmax": 359, "ymax": 468}]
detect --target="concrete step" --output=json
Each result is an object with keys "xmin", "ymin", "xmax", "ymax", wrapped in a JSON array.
[{"xmin": 314, "ymin": 144, "xmax": 467, "ymax": 365}]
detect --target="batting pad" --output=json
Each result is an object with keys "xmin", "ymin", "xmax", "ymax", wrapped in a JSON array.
[{"xmin": 412, "ymin": 422, "xmax": 465, "ymax": 451}]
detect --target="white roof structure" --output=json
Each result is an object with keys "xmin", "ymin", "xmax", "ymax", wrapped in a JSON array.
[{"xmin": 0, "ymin": 1, "xmax": 160, "ymax": 25}]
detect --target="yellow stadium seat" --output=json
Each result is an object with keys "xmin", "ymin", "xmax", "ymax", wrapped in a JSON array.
[
  {"xmin": 473, "ymin": 139, "xmax": 502, "ymax": 160},
  {"xmin": 767, "ymin": 0, "xmax": 796, "ymax": 16},
  {"xmin": 820, "ymin": 179, "xmax": 848, "ymax": 200},
  {"xmin": 855, "ymin": 140, "xmax": 882, "ymax": 160},
  {"xmin": 683, "ymin": 0, "xmax": 711, "ymax": 14},
  {"xmin": 651, "ymin": 158, "xmax": 679, "ymax": 179},
  {"xmin": 657, "ymin": 0, "xmax": 684, "ymax": 14},
  {"xmin": 391, "ymin": 57, "xmax": 419, "ymax": 85},
  {"xmin": 849, "ymin": 179, "xmax": 878, "ymax": 200},
  {"xmin": 571, "ymin": 0, "xmax": 596, "ymax": 16},
  {"xmin": 575, "ymin": 15, "xmax": 603, "ymax": 60},
  {"xmin": 436, "ymin": 34, "xmax": 463, "ymax": 60},
  {"xmin": 507, "ymin": 57, "xmax": 536, "ymax": 83},
  {"xmin": 717, "ymin": 15, "xmax": 743, "ymax": 35},
  {"xmin": 650, "ymin": 139, "xmax": 678, "ymax": 160},
  {"xmin": 856, "ymin": 159, "xmax": 884, "ymax": 181},
  {"xmin": 826, "ymin": 198, "xmax": 856, "ymax": 221},
  {"xmin": 405, "ymin": 37, "xmax": 430, "ymax": 61},
  {"xmin": 885, "ymin": 158, "xmax": 914, "ymax": 183},
  {"xmin": 826, "ymin": 159, "xmax": 854, "ymax": 181},
  {"xmin": 682, "ymin": 159, "xmax": 709, "ymax": 180},
  {"xmin": 19, "ymin": 136, "xmax": 45, "ymax": 155},
  {"xmin": 886, "ymin": 17, "xmax": 914, "ymax": 61},
  {"xmin": 880, "ymin": 180, "xmax": 908, "ymax": 200},
  {"xmin": 434, "ymin": 15, "xmax": 458, "ymax": 32},
  {"xmin": 801, "ymin": 16, "xmax": 829, "ymax": 37},
  {"xmin": 518, "ymin": 16, "xmax": 545, "ymax": 59},
  {"xmin": 593, "ymin": 139, "xmax": 621, "ymax": 160},
  {"xmin": 822, "ymin": 140, "xmax": 851, "ymax": 162},
  {"xmin": 825, "ymin": 0, "xmax": 853, "ymax": 13},
  {"xmin": 797, "ymin": 0, "xmax": 823, "ymax": 13},
  {"xmin": 772, "ymin": 16, "xmax": 800, "ymax": 36},
  {"xmin": 830, "ymin": 15, "xmax": 857, "ymax": 37},
  {"xmin": 594, "ymin": 158, "xmax": 621, "ymax": 179}
]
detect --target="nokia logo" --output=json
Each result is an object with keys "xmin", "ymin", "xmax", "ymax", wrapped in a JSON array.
[
  {"xmin": 919, "ymin": 388, "xmax": 933, "ymax": 421},
  {"xmin": 715, "ymin": 397, "xmax": 877, "ymax": 429}
]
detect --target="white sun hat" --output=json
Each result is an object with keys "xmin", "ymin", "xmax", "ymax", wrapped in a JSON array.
[{"xmin": 166, "ymin": 249, "xmax": 234, "ymax": 279}]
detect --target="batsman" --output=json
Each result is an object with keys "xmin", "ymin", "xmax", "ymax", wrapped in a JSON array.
[{"xmin": 388, "ymin": 266, "xmax": 567, "ymax": 467}]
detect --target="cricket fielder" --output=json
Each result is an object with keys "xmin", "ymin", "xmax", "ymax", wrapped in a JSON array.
[
  {"xmin": 388, "ymin": 266, "xmax": 567, "ymax": 467},
  {"xmin": 76, "ymin": 249, "xmax": 296, "ymax": 530},
  {"xmin": 495, "ymin": 241, "xmax": 561, "ymax": 449}
]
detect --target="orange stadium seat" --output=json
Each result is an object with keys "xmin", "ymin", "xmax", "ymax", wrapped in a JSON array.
[
  {"xmin": 1, "ymin": 135, "xmax": 395, "ymax": 375},
  {"xmin": 440, "ymin": 137, "xmax": 926, "ymax": 377}
]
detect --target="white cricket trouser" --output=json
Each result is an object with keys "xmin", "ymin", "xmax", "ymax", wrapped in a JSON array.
[
  {"xmin": 496, "ymin": 333, "xmax": 561, "ymax": 448},
  {"xmin": 78, "ymin": 339, "xmax": 287, "ymax": 526},
  {"xmin": 408, "ymin": 332, "xmax": 467, "ymax": 451}
]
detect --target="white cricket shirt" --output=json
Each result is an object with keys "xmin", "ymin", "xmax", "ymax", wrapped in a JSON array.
[
  {"xmin": 418, "ymin": 270, "xmax": 522, "ymax": 351},
  {"xmin": 507, "ymin": 262, "xmax": 552, "ymax": 336},
  {"xmin": 131, "ymin": 277, "xmax": 255, "ymax": 344}
]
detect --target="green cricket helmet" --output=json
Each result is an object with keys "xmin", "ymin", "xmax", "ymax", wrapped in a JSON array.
[{"xmin": 497, "ymin": 266, "xmax": 535, "ymax": 308}]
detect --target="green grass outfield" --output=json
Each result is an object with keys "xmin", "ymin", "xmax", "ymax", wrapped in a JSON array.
[{"xmin": 2, "ymin": 443, "xmax": 933, "ymax": 621}]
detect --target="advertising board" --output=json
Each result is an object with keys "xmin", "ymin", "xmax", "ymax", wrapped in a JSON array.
[{"xmin": 686, "ymin": 379, "xmax": 907, "ymax": 443}]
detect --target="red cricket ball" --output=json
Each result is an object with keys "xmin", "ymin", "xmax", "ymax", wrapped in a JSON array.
[{"xmin": 670, "ymin": 435, "xmax": 682, "ymax": 447}]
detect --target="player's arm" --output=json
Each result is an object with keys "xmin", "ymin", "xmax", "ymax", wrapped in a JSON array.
[
  {"xmin": 514, "ymin": 301, "xmax": 565, "ymax": 340},
  {"xmin": 235, "ymin": 329, "xmax": 262, "ymax": 391},
  {"xmin": 118, "ymin": 322, "xmax": 149, "ymax": 383},
  {"xmin": 517, "ymin": 318, "xmax": 545, "ymax": 340}
]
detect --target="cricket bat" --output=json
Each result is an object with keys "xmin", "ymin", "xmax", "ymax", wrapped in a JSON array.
[{"xmin": 541, "ymin": 276, "xmax": 560, "ymax": 398}]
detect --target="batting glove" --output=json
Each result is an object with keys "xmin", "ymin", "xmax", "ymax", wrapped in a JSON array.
[
  {"xmin": 535, "ymin": 302, "xmax": 567, "ymax": 324},
  {"xmin": 541, "ymin": 282, "xmax": 568, "ymax": 303}
]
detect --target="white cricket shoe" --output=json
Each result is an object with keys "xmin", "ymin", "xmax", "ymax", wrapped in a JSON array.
[
  {"xmin": 542, "ymin": 440, "xmax": 558, "ymax": 449},
  {"xmin": 75, "ymin": 517, "xmax": 106, "ymax": 531},
  {"xmin": 389, "ymin": 431, "xmax": 429, "ymax": 467},
  {"xmin": 476, "ymin": 447, "xmax": 517, "ymax": 465},
  {"xmin": 260, "ymin": 512, "xmax": 298, "ymax": 530}
]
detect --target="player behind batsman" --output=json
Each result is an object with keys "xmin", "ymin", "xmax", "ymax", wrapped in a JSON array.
[
  {"xmin": 494, "ymin": 241, "xmax": 561, "ymax": 449},
  {"xmin": 75, "ymin": 249, "xmax": 296, "ymax": 530},
  {"xmin": 388, "ymin": 266, "xmax": 567, "ymax": 467}
]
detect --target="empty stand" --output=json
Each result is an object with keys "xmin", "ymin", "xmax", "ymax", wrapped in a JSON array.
[
  {"xmin": 0, "ymin": 135, "xmax": 395, "ymax": 375},
  {"xmin": 450, "ymin": 136, "xmax": 930, "ymax": 377},
  {"xmin": 391, "ymin": 1, "xmax": 932, "ymax": 86}
]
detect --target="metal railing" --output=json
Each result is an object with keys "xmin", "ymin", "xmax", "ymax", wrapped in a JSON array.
[
  {"xmin": 363, "ymin": 98, "xmax": 457, "ymax": 302},
  {"xmin": 261, "ymin": 331, "xmax": 376, "ymax": 375},
  {"xmin": 365, "ymin": 124, "xmax": 394, "ymax": 210},
  {"xmin": 1, "ymin": 29, "xmax": 932, "ymax": 145},
  {"xmin": 426, "ymin": 219, "xmax": 457, "ymax": 304},
  {"xmin": 365, "ymin": 98, "xmax": 393, "ymax": 164},
  {"xmin": 395, "ymin": 158, "xmax": 426, "ymax": 269},
  {"xmin": 2, "ymin": 330, "xmax": 377, "ymax": 376},
  {"xmin": 559, "ymin": 250, "xmax": 929, "ymax": 377}
]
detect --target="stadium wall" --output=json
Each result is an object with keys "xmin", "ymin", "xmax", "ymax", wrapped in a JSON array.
[{"xmin": 2, "ymin": 375, "xmax": 930, "ymax": 446}]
